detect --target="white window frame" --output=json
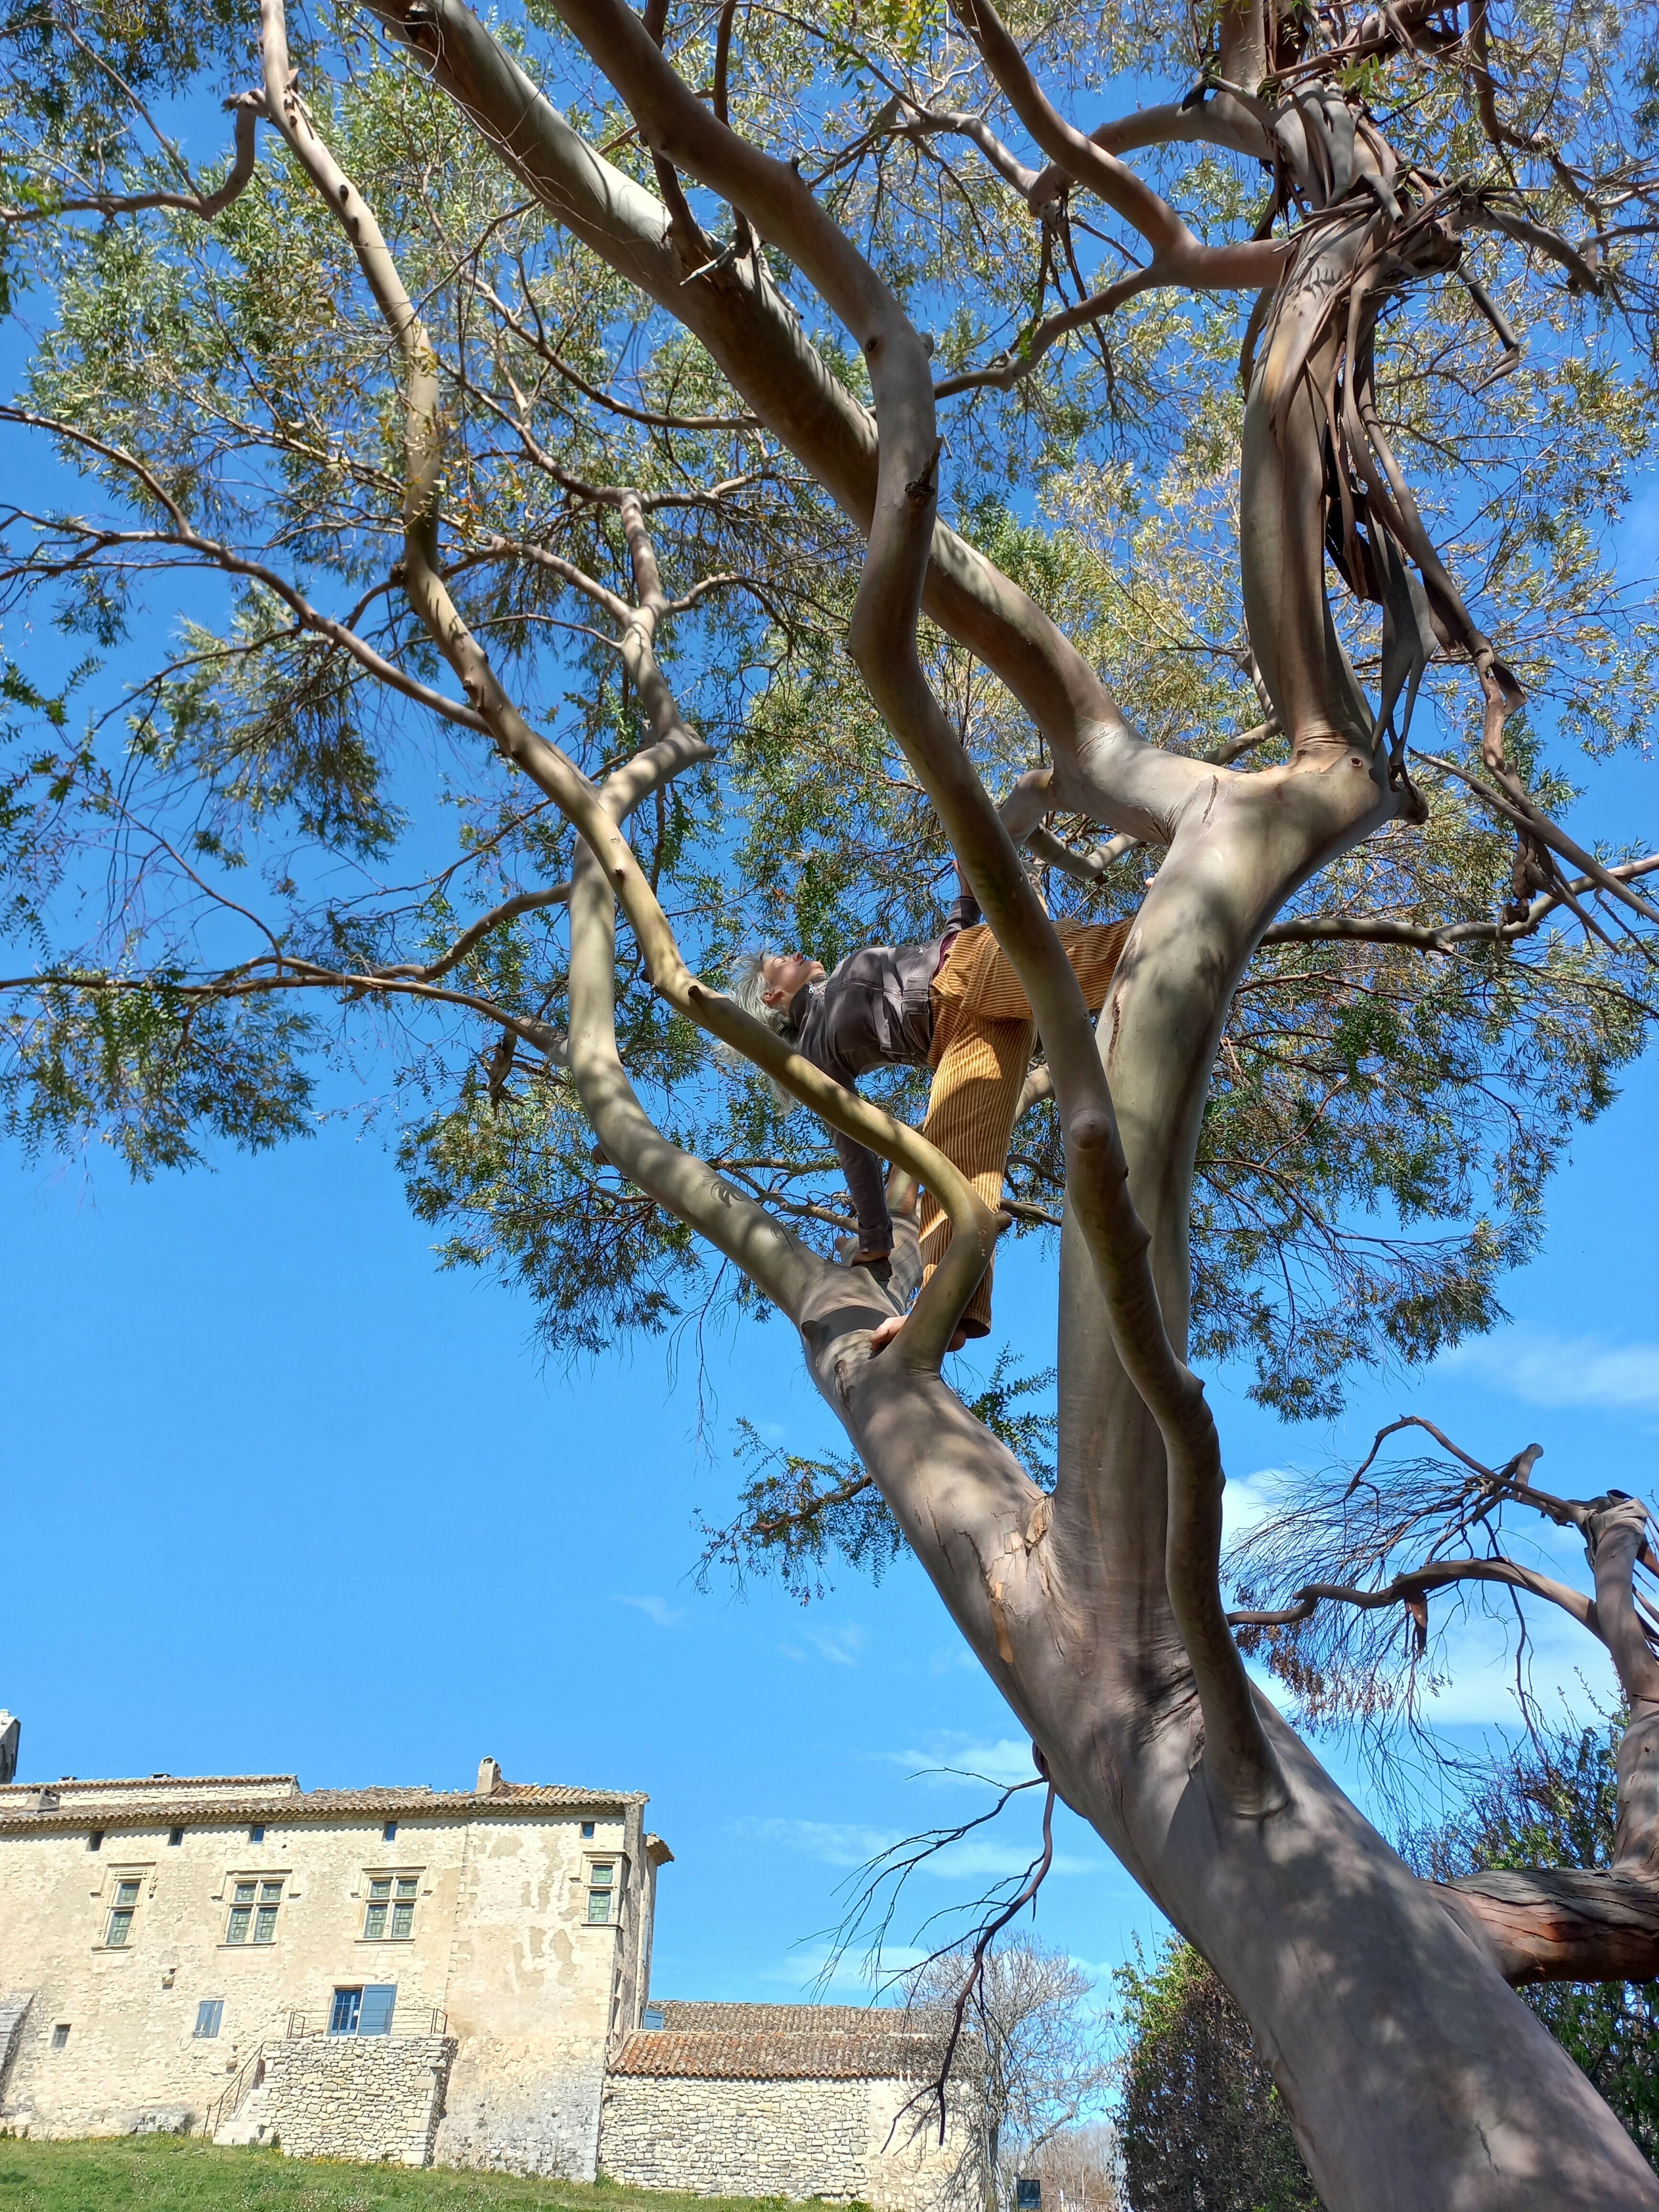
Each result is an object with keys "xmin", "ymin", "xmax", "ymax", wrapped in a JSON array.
[
  {"xmin": 223, "ymin": 1872, "xmax": 286, "ymax": 1947},
  {"xmin": 95, "ymin": 1863, "xmax": 153, "ymax": 1951},
  {"xmin": 582, "ymin": 1851, "xmax": 624, "ymax": 1926},
  {"xmin": 360, "ymin": 1868, "xmax": 423, "ymax": 1941}
]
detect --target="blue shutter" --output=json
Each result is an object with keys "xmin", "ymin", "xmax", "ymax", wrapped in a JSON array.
[{"xmin": 359, "ymin": 1985, "xmax": 396, "ymax": 2037}]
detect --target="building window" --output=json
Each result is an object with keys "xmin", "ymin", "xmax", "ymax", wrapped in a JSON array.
[
  {"xmin": 586, "ymin": 1861, "xmax": 617, "ymax": 1924},
  {"xmin": 105, "ymin": 1878, "xmax": 141, "ymax": 1947},
  {"xmin": 51, "ymin": 2024, "xmax": 70, "ymax": 2050},
  {"xmin": 364, "ymin": 1875, "xmax": 417, "ymax": 1940},
  {"xmin": 382, "ymin": 1821, "xmax": 397, "ymax": 1842},
  {"xmin": 581, "ymin": 1822, "xmax": 595, "ymax": 1839},
  {"xmin": 641, "ymin": 2004, "xmax": 664, "ymax": 2032},
  {"xmin": 225, "ymin": 1878, "xmax": 283, "ymax": 1945},
  {"xmin": 168, "ymin": 1828, "xmax": 184, "ymax": 1847},
  {"xmin": 249, "ymin": 1825, "xmax": 265, "ymax": 1844},
  {"xmin": 194, "ymin": 2000, "xmax": 223, "ymax": 2040},
  {"xmin": 330, "ymin": 1985, "xmax": 395, "ymax": 2037},
  {"xmin": 87, "ymin": 1831, "xmax": 102, "ymax": 1853}
]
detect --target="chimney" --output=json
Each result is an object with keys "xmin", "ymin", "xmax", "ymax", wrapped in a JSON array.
[
  {"xmin": 0, "ymin": 1713, "xmax": 18, "ymax": 1786},
  {"xmin": 476, "ymin": 1756, "xmax": 502, "ymax": 1796}
]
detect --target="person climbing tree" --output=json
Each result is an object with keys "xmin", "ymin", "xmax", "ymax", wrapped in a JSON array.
[{"xmin": 733, "ymin": 885, "xmax": 1129, "ymax": 1346}]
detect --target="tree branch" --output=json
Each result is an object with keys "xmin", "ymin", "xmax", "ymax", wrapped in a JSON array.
[
  {"xmin": 525, "ymin": 0, "xmax": 1283, "ymax": 1810},
  {"xmin": 948, "ymin": 0, "xmax": 1288, "ymax": 289},
  {"xmin": 1225, "ymin": 1555, "xmax": 1598, "ymax": 1637},
  {"xmin": 1, "ymin": 91, "xmax": 264, "ymax": 224}
]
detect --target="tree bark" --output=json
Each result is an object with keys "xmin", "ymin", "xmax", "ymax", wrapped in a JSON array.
[{"xmin": 351, "ymin": 5, "xmax": 1659, "ymax": 2198}]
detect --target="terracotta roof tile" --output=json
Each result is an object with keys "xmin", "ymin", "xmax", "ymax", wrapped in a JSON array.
[
  {"xmin": 0, "ymin": 1781, "xmax": 645, "ymax": 1833},
  {"xmin": 612, "ymin": 2003, "xmax": 943, "ymax": 2082}
]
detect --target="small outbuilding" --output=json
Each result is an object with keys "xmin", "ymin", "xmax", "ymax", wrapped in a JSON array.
[{"xmin": 601, "ymin": 2000, "xmax": 971, "ymax": 2210}]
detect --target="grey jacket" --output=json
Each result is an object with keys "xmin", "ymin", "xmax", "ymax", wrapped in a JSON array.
[{"xmin": 785, "ymin": 889, "xmax": 980, "ymax": 1254}]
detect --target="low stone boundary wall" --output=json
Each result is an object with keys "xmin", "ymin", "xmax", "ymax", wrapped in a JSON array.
[
  {"xmin": 600, "ymin": 2073, "xmax": 875, "ymax": 2200},
  {"xmin": 261, "ymin": 2034, "xmax": 455, "ymax": 2167}
]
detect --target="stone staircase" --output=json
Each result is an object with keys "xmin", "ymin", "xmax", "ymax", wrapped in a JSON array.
[
  {"xmin": 206, "ymin": 2048, "xmax": 273, "ymax": 2145},
  {"xmin": 0, "ymin": 1991, "xmax": 33, "ymax": 2102}
]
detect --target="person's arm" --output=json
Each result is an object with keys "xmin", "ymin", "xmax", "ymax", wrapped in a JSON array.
[
  {"xmin": 796, "ymin": 981, "xmax": 894, "ymax": 1259},
  {"xmin": 830, "ymin": 1123, "xmax": 893, "ymax": 1258},
  {"xmin": 945, "ymin": 868, "xmax": 982, "ymax": 932}
]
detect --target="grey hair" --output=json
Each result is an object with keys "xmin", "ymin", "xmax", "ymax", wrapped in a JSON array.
[
  {"xmin": 729, "ymin": 948, "xmax": 792, "ymax": 1035},
  {"xmin": 725, "ymin": 948, "xmax": 796, "ymax": 1107}
]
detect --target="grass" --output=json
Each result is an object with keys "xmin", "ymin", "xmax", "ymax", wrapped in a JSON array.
[{"xmin": 0, "ymin": 2135, "xmax": 845, "ymax": 2212}]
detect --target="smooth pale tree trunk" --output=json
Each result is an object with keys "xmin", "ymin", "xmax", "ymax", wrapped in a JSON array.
[{"xmin": 310, "ymin": 0, "xmax": 1659, "ymax": 2195}]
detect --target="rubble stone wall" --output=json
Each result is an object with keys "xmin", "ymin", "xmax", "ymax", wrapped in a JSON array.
[
  {"xmin": 261, "ymin": 2034, "xmax": 454, "ymax": 2167},
  {"xmin": 598, "ymin": 2073, "xmax": 970, "ymax": 2211}
]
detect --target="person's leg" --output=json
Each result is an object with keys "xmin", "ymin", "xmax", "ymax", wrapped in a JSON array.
[
  {"xmin": 912, "ymin": 1006, "xmax": 1035, "ymax": 1337},
  {"xmin": 1057, "ymin": 916, "xmax": 1133, "ymax": 1012},
  {"xmin": 870, "ymin": 919, "xmax": 1128, "ymax": 1353}
]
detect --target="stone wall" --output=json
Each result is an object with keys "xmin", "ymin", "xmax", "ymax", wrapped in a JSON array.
[
  {"xmin": 260, "ymin": 2034, "xmax": 455, "ymax": 2166},
  {"xmin": 598, "ymin": 2073, "xmax": 971, "ymax": 2211},
  {"xmin": 0, "ymin": 1782, "xmax": 648, "ymax": 2158},
  {"xmin": 432, "ymin": 2035, "xmax": 607, "ymax": 2179}
]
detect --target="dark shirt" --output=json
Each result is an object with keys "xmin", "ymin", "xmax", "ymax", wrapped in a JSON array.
[{"xmin": 785, "ymin": 890, "xmax": 981, "ymax": 1254}]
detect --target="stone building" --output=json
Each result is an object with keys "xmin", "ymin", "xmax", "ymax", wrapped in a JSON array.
[
  {"xmin": 0, "ymin": 1749, "xmax": 668, "ymax": 2176},
  {"xmin": 601, "ymin": 2001, "xmax": 971, "ymax": 2212},
  {"xmin": 0, "ymin": 1725, "xmax": 970, "ymax": 2209}
]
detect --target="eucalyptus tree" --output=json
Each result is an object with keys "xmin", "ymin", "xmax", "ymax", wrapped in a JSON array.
[{"xmin": 6, "ymin": 0, "xmax": 1659, "ymax": 2199}]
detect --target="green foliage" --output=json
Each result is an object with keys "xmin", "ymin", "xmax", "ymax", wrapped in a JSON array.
[
  {"xmin": 1115, "ymin": 1936, "xmax": 1321, "ymax": 2212},
  {"xmin": 0, "ymin": 0, "xmax": 1654, "ymax": 1507},
  {"xmin": 697, "ymin": 1350, "xmax": 1056, "ymax": 1602},
  {"xmin": 1409, "ymin": 1716, "xmax": 1659, "ymax": 2171}
]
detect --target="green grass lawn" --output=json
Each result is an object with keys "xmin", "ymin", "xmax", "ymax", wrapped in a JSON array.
[{"xmin": 0, "ymin": 2135, "xmax": 831, "ymax": 2212}]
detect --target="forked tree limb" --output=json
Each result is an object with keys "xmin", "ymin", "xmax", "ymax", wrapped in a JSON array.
[
  {"xmin": 258, "ymin": 0, "xmax": 1005, "ymax": 1360},
  {"xmin": 363, "ymin": 0, "xmax": 1184, "ymax": 827},
  {"xmin": 523, "ymin": 0, "xmax": 1284, "ymax": 1815},
  {"xmin": 0, "ymin": 90, "xmax": 264, "ymax": 223},
  {"xmin": 948, "ymin": 0, "xmax": 1288, "ymax": 288}
]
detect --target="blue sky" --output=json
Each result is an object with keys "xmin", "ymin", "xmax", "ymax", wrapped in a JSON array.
[
  {"xmin": 4, "ymin": 44, "xmax": 1659, "ymax": 2025},
  {"xmin": 4, "ymin": 1015, "xmax": 1656, "ymax": 2008}
]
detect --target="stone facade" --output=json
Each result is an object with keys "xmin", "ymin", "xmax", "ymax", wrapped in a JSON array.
[
  {"xmin": 0, "ymin": 1726, "xmax": 974, "ymax": 2210},
  {"xmin": 600, "ymin": 2002, "xmax": 972, "ymax": 2212},
  {"xmin": 0, "ymin": 1751, "xmax": 668, "ymax": 2179},
  {"xmin": 254, "ymin": 2033, "xmax": 456, "ymax": 2166}
]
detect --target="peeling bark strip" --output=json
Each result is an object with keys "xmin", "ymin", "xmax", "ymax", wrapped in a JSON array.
[{"xmin": 57, "ymin": 0, "xmax": 1655, "ymax": 2200}]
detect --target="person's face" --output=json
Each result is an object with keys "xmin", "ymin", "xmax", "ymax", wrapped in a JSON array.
[{"xmin": 761, "ymin": 951, "xmax": 825, "ymax": 1007}]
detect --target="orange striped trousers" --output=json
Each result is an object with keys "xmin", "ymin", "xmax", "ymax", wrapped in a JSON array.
[{"xmin": 917, "ymin": 918, "xmax": 1131, "ymax": 1338}]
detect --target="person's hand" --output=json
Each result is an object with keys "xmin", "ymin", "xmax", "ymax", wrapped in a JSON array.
[{"xmin": 870, "ymin": 1313, "xmax": 968, "ymax": 1355}]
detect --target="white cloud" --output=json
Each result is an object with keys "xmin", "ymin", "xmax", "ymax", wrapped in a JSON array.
[
  {"xmin": 612, "ymin": 1594, "xmax": 686, "ymax": 1628},
  {"xmin": 736, "ymin": 1816, "xmax": 898, "ymax": 1866},
  {"xmin": 1222, "ymin": 1466, "xmax": 1297, "ymax": 1542},
  {"xmin": 1441, "ymin": 1325, "xmax": 1659, "ymax": 1412},
  {"xmin": 757, "ymin": 1943, "xmax": 929, "ymax": 1998},
  {"xmin": 731, "ymin": 1815, "xmax": 1106, "ymax": 1882},
  {"xmin": 779, "ymin": 1624, "xmax": 868, "ymax": 1667},
  {"xmin": 877, "ymin": 1737, "xmax": 1040, "ymax": 1788}
]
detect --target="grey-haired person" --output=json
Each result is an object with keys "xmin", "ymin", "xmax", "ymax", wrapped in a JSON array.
[{"xmin": 731, "ymin": 881, "xmax": 1129, "ymax": 1349}]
